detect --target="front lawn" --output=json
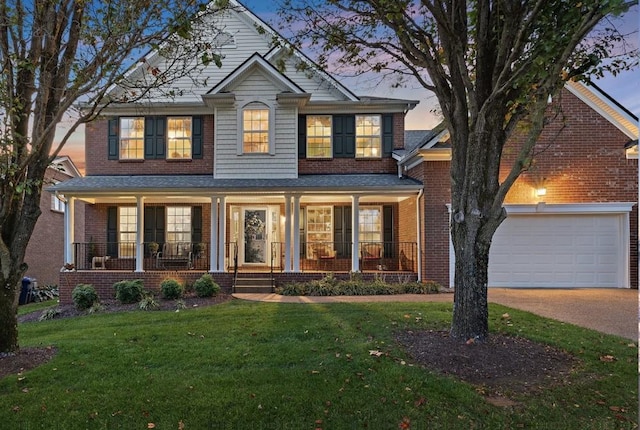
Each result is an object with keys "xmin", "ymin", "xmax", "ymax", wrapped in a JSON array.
[{"xmin": 2, "ymin": 300, "xmax": 637, "ymax": 429}]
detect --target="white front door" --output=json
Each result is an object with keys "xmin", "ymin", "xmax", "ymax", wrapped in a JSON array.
[{"xmin": 232, "ymin": 206, "xmax": 280, "ymax": 267}]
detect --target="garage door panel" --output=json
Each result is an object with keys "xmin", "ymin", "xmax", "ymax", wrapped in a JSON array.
[{"xmin": 488, "ymin": 214, "xmax": 624, "ymax": 288}]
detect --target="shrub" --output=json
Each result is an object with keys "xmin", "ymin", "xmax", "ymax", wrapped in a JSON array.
[
  {"xmin": 39, "ymin": 308, "xmax": 61, "ymax": 321},
  {"xmin": 160, "ymin": 278, "xmax": 183, "ymax": 300},
  {"xmin": 139, "ymin": 293, "xmax": 159, "ymax": 311},
  {"xmin": 276, "ymin": 282, "xmax": 307, "ymax": 296},
  {"xmin": 401, "ymin": 280, "xmax": 441, "ymax": 294},
  {"xmin": 72, "ymin": 284, "xmax": 98, "ymax": 310},
  {"xmin": 32, "ymin": 285, "xmax": 59, "ymax": 302},
  {"xmin": 113, "ymin": 279, "xmax": 144, "ymax": 304},
  {"xmin": 193, "ymin": 274, "xmax": 220, "ymax": 297}
]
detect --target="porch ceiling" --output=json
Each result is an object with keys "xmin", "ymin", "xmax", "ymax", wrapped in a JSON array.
[{"xmin": 51, "ymin": 174, "xmax": 423, "ymax": 204}]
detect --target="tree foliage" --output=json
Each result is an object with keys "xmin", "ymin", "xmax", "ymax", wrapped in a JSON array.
[
  {"xmin": 279, "ymin": 0, "xmax": 637, "ymax": 341},
  {"xmin": 0, "ymin": 0, "xmax": 235, "ymax": 353}
]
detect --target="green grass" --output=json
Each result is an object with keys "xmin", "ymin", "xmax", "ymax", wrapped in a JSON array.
[{"xmin": 2, "ymin": 300, "xmax": 637, "ymax": 429}]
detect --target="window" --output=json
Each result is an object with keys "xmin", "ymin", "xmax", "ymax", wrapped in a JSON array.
[
  {"xmin": 306, "ymin": 206, "xmax": 333, "ymax": 257},
  {"xmin": 356, "ymin": 115, "xmax": 381, "ymax": 158},
  {"xmin": 119, "ymin": 117, "xmax": 144, "ymax": 159},
  {"xmin": 51, "ymin": 182, "xmax": 65, "ymax": 212},
  {"xmin": 306, "ymin": 115, "xmax": 332, "ymax": 158},
  {"xmin": 243, "ymin": 106, "xmax": 269, "ymax": 153},
  {"xmin": 167, "ymin": 207, "xmax": 192, "ymax": 244},
  {"xmin": 119, "ymin": 207, "xmax": 137, "ymax": 257},
  {"xmin": 359, "ymin": 207, "xmax": 382, "ymax": 243},
  {"xmin": 167, "ymin": 117, "xmax": 192, "ymax": 159}
]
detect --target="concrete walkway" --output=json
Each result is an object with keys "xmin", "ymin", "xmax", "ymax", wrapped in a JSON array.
[{"xmin": 233, "ymin": 288, "xmax": 638, "ymax": 341}]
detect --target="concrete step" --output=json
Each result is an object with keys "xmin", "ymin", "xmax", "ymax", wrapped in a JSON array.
[
  {"xmin": 233, "ymin": 285, "xmax": 274, "ymax": 294},
  {"xmin": 234, "ymin": 277, "xmax": 273, "ymax": 286}
]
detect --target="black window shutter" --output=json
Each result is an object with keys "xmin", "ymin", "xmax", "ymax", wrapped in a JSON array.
[
  {"xmin": 192, "ymin": 206, "xmax": 202, "ymax": 244},
  {"xmin": 382, "ymin": 114, "xmax": 393, "ymax": 157},
  {"xmin": 383, "ymin": 205, "xmax": 393, "ymax": 257},
  {"xmin": 107, "ymin": 206, "xmax": 118, "ymax": 257},
  {"xmin": 108, "ymin": 118, "xmax": 119, "ymax": 160},
  {"xmin": 143, "ymin": 206, "xmax": 165, "ymax": 244},
  {"xmin": 299, "ymin": 207, "xmax": 306, "ymax": 257},
  {"xmin": 144, "ymin": 117, "xmax": 156, "ymax": 159},
  {"xmin": 155, "ymin": 117, "xmax": 166, "ymax": 159},
  {"xmin": 192, "ymin": 116, "xmax": 203, "ymax": 159},
  {"xmin": 298, "ymin": 115, "xmax": 306, "ymax": 158},
  {"xmin": 333, "ymin": 115, "xmax": 355, "ymax": 158}
]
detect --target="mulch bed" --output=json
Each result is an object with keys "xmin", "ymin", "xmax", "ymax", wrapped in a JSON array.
[{"xmin": 396, "ymin": 329, "xmax": 579, "ymax": 403}]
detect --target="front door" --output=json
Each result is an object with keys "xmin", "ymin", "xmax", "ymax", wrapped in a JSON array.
[
  {"xmin": 231, "ymin": 206, "xmax": 280, "ymax": 268},
  {"xmin": 243, "ymin": 208, "xmax": 267, "ymax": 264}
]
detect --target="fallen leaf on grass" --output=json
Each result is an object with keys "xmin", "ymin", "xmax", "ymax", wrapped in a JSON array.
[
  {"xmin": 369, "ymin": 350, "xmax": 384, "ymax": 357},
  {"xmin": 148, "ymin": 424, "xmax": 155, "ymax": 429},
  {"xmin": 599, "ymin": 355, "xmax": 616, "ymax": 362},
  {"xmin": 178, "ymin": 419, "xmax": 185, "ymax": 429}
]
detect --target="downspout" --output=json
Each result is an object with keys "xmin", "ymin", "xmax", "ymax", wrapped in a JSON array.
[{"xmin": 416, "ymin": 188, "xmax": 423, "ymax": 282}]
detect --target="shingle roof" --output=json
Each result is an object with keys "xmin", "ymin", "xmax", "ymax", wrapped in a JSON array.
[{"xmin": 50, "ymin": 174, "xmax": 423, "ymax": 195}]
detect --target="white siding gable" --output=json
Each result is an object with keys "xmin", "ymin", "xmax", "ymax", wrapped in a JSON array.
[{"xmin": 214, "ymin": 68, "xmax": 298, "ymax": 179}]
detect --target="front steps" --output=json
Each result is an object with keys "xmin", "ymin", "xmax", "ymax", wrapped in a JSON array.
[{"xmin": 234, "ymin": 276, "xmax": 274, "ymax": 294}]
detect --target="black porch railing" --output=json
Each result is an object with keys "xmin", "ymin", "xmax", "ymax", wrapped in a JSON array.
[{"xmin": 270, "ymin": 241, "xmax": 417, "ymax": 273}]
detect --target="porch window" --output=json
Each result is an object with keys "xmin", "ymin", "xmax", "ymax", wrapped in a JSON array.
[
  {"xmin": 119, "ymin": 117, "xmax": 144, "ymax": 159},
  {"xmin": 355, "ymin": 115, "xmax": 381, "ymax": 158},
  {"xmin": 119, "ymin": 207, "xmax": 137, "ymax": 257},
  {"xmin": 167, "ymin": 117, "xmax": 192, "ymax": 159},
  {"xmin": 242, "ymin": 104, "xmax": 269, "ymax": 153},
  {"xmin": 306, "ymin": 206, "xmax": 333, "ymax": 257},
  {"xmin": 359, "ymin": 206, "xmax": 382, "ymax": 243},
  {"xmin": 306, "ymin": 115, "xmax": 332, "ymax": 158},
  {"xmin": 166, "ymin": 206, "xmax": 192, "ymax": 244}
]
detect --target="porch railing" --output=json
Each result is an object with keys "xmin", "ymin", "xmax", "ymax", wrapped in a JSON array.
[
  {"xmin": 270, "ymin": 241, "xmax": 417, "ymax": 273},
  {"xmin": 72, "ymin": 242, "xmax": 210, "ymax": 271}
]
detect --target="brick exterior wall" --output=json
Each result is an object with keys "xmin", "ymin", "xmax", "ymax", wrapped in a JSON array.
[
  {"xmin": 411, "ymin": 87, "xmax": 638, "ymax": 288},
  {"xmin": 85, "ymin": 115, "xmax": 214, "ymax": 176},
  {"xmin": 24, "ymin": 167, "xmax": 85, "ymax": 287}
]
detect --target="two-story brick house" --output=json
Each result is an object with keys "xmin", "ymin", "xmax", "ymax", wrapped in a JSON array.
[{"xmin": 54, "ymin": 2, "xmax": 637, "ymax": 302}]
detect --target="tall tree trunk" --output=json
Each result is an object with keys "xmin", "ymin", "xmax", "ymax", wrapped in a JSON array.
[
  {"xmin": 0, "ymin": 264, "xmax": 23, "ymax": 354},
  {"xmin": 450, "ymin": 218, "xmax": 491, "ymax": 341}
]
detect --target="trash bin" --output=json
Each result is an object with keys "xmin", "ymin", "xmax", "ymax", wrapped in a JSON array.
[{"xmin": 19, "ymin": 277, "xmax": 32, "ymax": 305}]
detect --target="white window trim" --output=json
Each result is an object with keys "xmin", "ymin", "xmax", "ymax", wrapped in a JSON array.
[
  {"xmin": 237, "ymin": 100, "xmax": 275, "ymax": 156},
  {"xmin": 359, "ymin": 205, "xmax": 383, "ymax": 243},
  {"xmin": 167, "ymin": 116, "xmax": 193, "ymax": 160},
  {"xmin": 119, "ymin": 117, "xmax": 145, "ymax": 160},
  {"xmin": 118, "ymin": 207, "xmax": 137, "ymax": 259},
  {"xmin": 306, "ymin": 115, "xmax": 333, "ymax": 159}
]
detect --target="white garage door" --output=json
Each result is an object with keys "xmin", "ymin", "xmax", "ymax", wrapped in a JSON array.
[{"xmin": 488, "ymin": 213, "xmax": 627, "ymax": 288}]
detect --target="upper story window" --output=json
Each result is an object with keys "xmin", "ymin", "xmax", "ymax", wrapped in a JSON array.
[
  {"xmin": 242, "ymin": 104, "xmax": 269, "ymax": 153},
  {"xmin": 119, "ymin": 117, "xmax": 144, "ymax": 159},
  {"xmin": 109, "ymin": 116, "xmax": 203, "ymax": 161},
  {"xmin": 167, "ymin": 117, "xmax": 192, "ymax": 159},
  {"xmin": 306, "ymin": 115, "xmax": 332, "ymax": 158},
  {"xmin": 356, "ymin": 115, "xmax": 381, "ymax": 158}
]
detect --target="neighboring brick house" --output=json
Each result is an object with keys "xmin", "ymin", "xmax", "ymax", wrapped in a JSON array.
[
  {"xmin": 24, "ymin": 156, "xmax": 84, "ymax": 287},
  {"xmin": 52, "ymin": 2, "xmax": 637, "ymax": 302}
]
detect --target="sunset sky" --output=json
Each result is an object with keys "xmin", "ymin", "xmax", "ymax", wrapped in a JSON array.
[{"xmin": 58, "ymin": 2, "xmax": 639, "ymax": 174}]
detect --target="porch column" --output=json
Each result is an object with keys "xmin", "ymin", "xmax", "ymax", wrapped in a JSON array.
[
  {"xmin": 135, "ymin": 196, "xmax": 145, "ymax": 272},
  {"xmin": 218, "ymin": 196, "xmax": 226, "ymax": 272},
  {"xmin": 64, "ymin": 196, "xmax": 75, "ymax": 265},
  {"xmin": 210, "ymin": 196, "xmax": 219, "ymax": 272},
  {"xmin": 351, "ymin": 195, "xmax": 360, "ymax": 272},
  {"xmin": 284, "ymin": 194, "xmax": 292, "ymax": 272},
  {"xmin": 292, "ymin": 194, "xmax": 301, "ymax": 272}
]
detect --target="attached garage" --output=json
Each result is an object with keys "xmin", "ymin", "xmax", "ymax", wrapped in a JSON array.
[{"xmin": 449, "ymin": 203, "xmax": 634, "ymax": 288}]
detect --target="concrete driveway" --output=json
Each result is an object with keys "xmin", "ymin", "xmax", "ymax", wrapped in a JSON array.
[
  {"xmin": 488, "ymin": 288, "xmax": 638, "ymax": 341},
  {"xmin": 235, "ymin": 288, "xmax": 638, "ymax": 341}
]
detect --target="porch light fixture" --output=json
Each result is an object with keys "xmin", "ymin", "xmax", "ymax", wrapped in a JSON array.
[{"xmin": 535, "ymin": 186, "xmax": 547, "ymax": 197}]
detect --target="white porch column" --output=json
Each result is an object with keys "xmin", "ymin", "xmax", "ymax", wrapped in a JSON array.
[
  {"xmin": 64, "ymin": 196, "xmax": 75, "ymax": 265},
  {"xmin": 351, "ymin": 195, "xmax": 360, "ymax": 272},
  {"xmin": 218, "ymin": 196, "xmax": 226, "ymax": 272},
  {"xmin": 135, "ymin": 196, "xmax": 145, "ymax": 272},
  {"xmin": 292, "ymin": 194, "xmax": 301, "ymax": 272},
  {"xmin": 284, "ymin": 194, "xmax": 292, "ymax": 272},
  {"xmin": 210, "ymin": 196, "xmax": 219, "ymax": 272}
]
